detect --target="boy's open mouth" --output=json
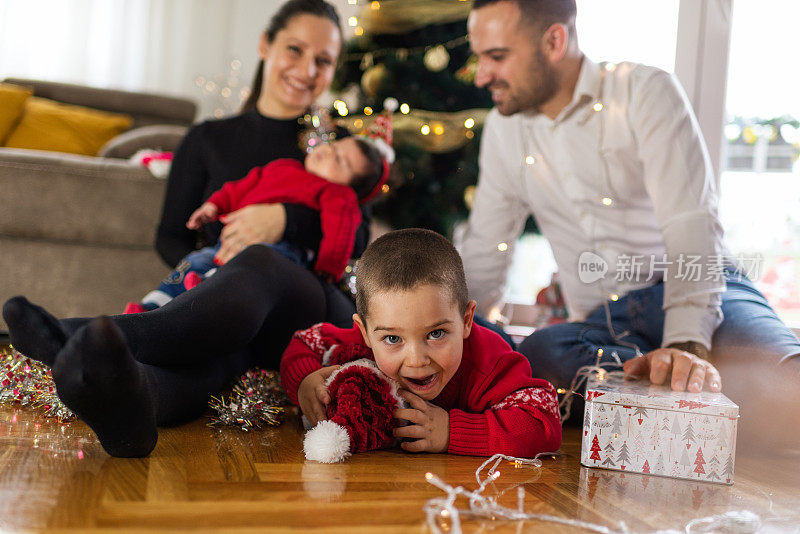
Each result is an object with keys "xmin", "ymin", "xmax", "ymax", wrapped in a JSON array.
[{"xmin": 405, "ymin": 374, "xmax": 436, "ymax": 387}]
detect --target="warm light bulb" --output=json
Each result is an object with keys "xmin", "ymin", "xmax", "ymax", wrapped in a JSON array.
[
  {"xmin": 421, "ymin": 124, "xmax": 431, "ymax": 135},
  {"xmin": 348, "ymin": 16, "xmax": 358, "ymax": 27},
  {"xmin": 601, "ymin": 197, "xmax": 613, "ymax": 206},
  {"xmin": 364, "ymin": 106, "xmax": 373, "ymax": 116},
  {"xmin": 433, "ymin": 124, "xmax": 445, "ymax": 135},
  {"xmin": 497, "ymin": 242, "xmax": 508, "ymax": 252},
  {"xmin": 525, "ymin": 155, "xmax": 535, "ymax": 165},
  {"xmin": 400, "ymin": 103, "xmax": 410, "ymax": 114},
  {"xmin": 593, "ymin": 102, "xmax": 604, "ymax": 112},
  {"xmin": 609, "ymin": 294, "xmax": 619, "ymax": 301},
  {"xmin": 604, "ymin": 63, "xmax": 617, "ymax": 72},
  {"xmin": 354, "ymin": 26, "xmax": 364, "ymax": 36},
  {"xmin": 381, "ymin": 184, "xmax": 390, "ymax": 193},
  {"xmin": 464, "ymin": 117, "xmax": 475, "ymax": 129}
]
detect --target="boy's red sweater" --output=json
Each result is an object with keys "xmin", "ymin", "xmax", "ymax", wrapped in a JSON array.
[{"xmin": 281, "ymin": 322, "xmax": 562, "ymax": 457}]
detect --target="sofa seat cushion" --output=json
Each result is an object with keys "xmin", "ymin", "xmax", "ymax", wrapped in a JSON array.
[
  {"xmin": 0, "ymin": 148, "xmax": 164, "ymax": 247},
  {"xmin": 5, "ymin": 96, "xmax": 133, "ymax": 156},
  {"xmin": 0, "ymin": 83, "xmax": 32, "ymax": 144}
]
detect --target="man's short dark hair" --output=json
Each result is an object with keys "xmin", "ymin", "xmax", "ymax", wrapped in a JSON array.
[
  {"xmin": 472, "ymin": 0, "xmax": 577, "ymax": 34},
  {"xmin": 355, "ymin": 228, "xmax": 469, "ymax": 321}
]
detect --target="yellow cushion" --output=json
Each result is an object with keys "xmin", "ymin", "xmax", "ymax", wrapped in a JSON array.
[
  {"xmin": 5, "ymin": 96, "xmax": 133, "ymax": 156},
  {"xmin": 0, "ymin": 83, "xmax": 32, "ymax": 144}
]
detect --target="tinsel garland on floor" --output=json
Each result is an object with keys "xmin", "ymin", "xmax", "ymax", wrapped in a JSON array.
[{"xmin": 0, "ymin": 345, "xmax": 287, "ymax": 429}]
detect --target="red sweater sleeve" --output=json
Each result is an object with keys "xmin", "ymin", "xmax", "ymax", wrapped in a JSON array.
[
  {"xmin": 206, "ymin": 165, "xmax": 265, "ymax": 215},
  {"xmin": 448, "ymin": 355, "xmax": 562, "ymax": 457},
  {"xmin": 279, "ymin": 323, "xmax": 371, "ymax": 405},
  {"xmin": 313, "ymin": 185, "xmax": 361, "ymax": 280}
]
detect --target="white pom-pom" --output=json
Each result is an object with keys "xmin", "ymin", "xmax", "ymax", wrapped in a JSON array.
[
  {"xmin": 304, "ymin": 420, "xmax": 352, "ymax": 463},
  {"xmin": 383, "ymin": 97, "xmax": 399, "ymax": 113}
]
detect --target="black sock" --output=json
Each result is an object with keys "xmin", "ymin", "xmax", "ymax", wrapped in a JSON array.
[
  {"xmin": 2, "ymin": 296, "xmax": 67, "ymax": 366},
  {"xmin": 52, "ymin": 316, "xmax": 158, "ymax": 458}
]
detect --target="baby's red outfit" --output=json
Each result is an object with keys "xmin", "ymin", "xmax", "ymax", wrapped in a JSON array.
[
  {"xmin": 281, "ymin": 322, "xmax": 562, "ymax": 457},
  {"xmin": 207, "ymin": 158, "xmax": 361, "ymax": 279}
]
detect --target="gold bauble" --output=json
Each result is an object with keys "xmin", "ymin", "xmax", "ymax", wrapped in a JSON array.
[
  {"xmin": 424, "ymin": 45, "xmax": 450, "ymax": 72},
  {"xmin": 464, "ymin": 185, "xmax": 476, "ymax": 209},
  {"xmin": 361, "ymin": 63, "xmax": 388, "ymax": 98}
]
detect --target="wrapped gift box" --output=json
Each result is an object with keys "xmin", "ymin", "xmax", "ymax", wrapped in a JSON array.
[{"xmin": 580, "ymin": 373, "xmax": 738, "ymax": 485}]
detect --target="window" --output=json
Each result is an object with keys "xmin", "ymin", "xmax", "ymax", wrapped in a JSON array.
[{"xmin": 719, "ymin": 0, "xmax": 800, "ymax": 325}]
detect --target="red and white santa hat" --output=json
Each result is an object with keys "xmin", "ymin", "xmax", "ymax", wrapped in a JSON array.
[
  {"xmin": 303, "ymin": 358, "xmax": 407, "ymax": 463},
  {"xmin": 358, "ymin": 98, "xmax": 397, "ymax": 204}
]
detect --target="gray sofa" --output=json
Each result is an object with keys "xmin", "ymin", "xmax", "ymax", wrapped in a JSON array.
[{"xmin": 0, "ymin": 79, "xmax": 197, "ymax": 331}]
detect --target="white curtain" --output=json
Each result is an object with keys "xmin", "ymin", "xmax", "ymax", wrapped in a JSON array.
[{"xmin": 0, "ymin": 0, "xmax": 289, "ymax": 118}]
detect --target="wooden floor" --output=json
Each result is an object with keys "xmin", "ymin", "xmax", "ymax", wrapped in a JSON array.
[{"xmin": 2, "ymin": 393, "xmax": 800, "ymax": 532}]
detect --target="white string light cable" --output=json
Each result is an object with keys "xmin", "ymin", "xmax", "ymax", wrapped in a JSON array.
[{"xmin": 422, "ymin": 454, "xmax": 762, "ymax": 534}]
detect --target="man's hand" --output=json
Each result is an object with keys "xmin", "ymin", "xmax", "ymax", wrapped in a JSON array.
[
  {"xmin": 393, "ymin": 390, "xmax": 450, "ymax": 453},
  {"xmin": 215, "ymin": 204, "xmax": 287, "ymax": 264},
  {"xmin": 623, "ymin": 343, "xmax": 721, "ymax": 393},
  {"xmin": 297, "ymin": 365, "xmax": 340, "ymax": 426},
  {"xmin": 186, "ymin": 202, "xmax": 218, "ymax": 230}
]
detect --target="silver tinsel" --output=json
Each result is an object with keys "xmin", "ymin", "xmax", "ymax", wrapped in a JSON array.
[
  {"xmin": 0, "ymin": 346, "xmax": 75, "ymax": 421},
  {"xmin": 207, "ymin": 368, "xmax": 287, "ymax": 430}
]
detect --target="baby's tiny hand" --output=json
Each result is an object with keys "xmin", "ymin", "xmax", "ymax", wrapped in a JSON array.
[
  {"xmin": 186, "ymin": 202, "xmax": 219, "ymax": 230},
  {"xmin": 392, "ymin": 390, "xmax": 450, "ymax": 453}
]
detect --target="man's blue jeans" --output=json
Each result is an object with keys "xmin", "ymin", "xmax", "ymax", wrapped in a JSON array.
[{"xmin": 518, "ymin": 269, "xmax": 800, "ymax": 440}]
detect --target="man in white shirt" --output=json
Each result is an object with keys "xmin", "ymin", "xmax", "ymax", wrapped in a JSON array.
[{"xmin": 462, "ymin": 0, "xmax": 800, "ymax": 411}]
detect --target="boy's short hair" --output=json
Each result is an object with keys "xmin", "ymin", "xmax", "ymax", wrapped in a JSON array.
[
  {"xmin": 355, "ymin": 228, "xmax": 469, "ymax": 320},
  {"xmin": 351, "ymin": 137, "xmax": 385, "ymax": 201}
]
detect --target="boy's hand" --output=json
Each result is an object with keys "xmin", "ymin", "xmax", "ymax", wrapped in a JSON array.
[
  {"xmin": 393, "ymin": 390, "xmax": 450, "ymax": 453},
  {"xmin": 186, "ymin": 202, "xmax": 219, "ymax": 230},
  {"xmin": 623, "ymin": 346, "xmax": 721, "ymax": 393},
  {"xmin": 297, "ymin": 365, "xmax": 340, "ymax": 426}
]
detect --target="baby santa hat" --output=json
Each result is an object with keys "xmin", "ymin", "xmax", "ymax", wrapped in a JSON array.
[
  {"xmin": 358, "ymin": 98, "xmax": 396, "ymax": 204},
  {"xmin": 304, "ymin": 358, "xmax": 407, "ymax": 463}
]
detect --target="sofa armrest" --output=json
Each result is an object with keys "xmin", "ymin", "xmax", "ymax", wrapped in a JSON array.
[
  {"xmin": 98, "ymin": 125, "xmax": 188, "ymax": 159},
  {"xmin": 0, "ymin": 147, "xmax": 166, "ymax": 248}
]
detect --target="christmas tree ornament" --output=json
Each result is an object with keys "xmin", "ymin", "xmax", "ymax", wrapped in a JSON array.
[
  {"xmin": 463, "ymin": 185, "xmax": 476, "ymax": 209},
  {"xmin": 424, "ymin": 44, "xmax": 450, "ymax": 72},
  {"xmin": 360, "ymin": 63, "xmax": 388, "ymax": 98},
  {"xmin": 304, "ymin": 359, "xmax": 408, "ymax": 463},
  {"xmin": 360, "ymin": 52, "xmax": 374, "ymax": 71},
  {"xmin": 455, "ymin": 55, "xmax": 479, "ymax": 84}
]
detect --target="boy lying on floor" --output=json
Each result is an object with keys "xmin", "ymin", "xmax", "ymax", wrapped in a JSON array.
[{"xmin": 281, "ymin": 228, "xmax": 562, "ymax": 457}]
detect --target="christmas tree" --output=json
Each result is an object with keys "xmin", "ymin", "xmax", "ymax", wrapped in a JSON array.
[
  {"xmin": 589, "ymin": 434, "xmax": 602, "ymax": 461},
  {"xmin": 330, "ymin": 0, "xmax": 496, "ymax": 236},
  {"xmin": 693, "ymin": 447, "xmax": 706, "ymax": 476}
]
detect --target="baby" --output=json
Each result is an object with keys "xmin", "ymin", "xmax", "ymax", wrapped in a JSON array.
[{"xmin": 126, "ymin": 135, "xmax": 388, "ymax": 313}]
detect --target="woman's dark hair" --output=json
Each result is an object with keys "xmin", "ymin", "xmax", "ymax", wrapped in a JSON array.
[
  {"xmin": 351, "ymin": 138, "xmax": 386, "ymax": 201},
  {"xmin": 241, "ymin": 0, "xmax": 342, "ymax": 113}
]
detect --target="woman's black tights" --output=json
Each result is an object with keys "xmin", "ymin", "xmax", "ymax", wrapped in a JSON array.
[{"xmin": 3, "ymin": 246, "xmax": 327, "ymax": 455}]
